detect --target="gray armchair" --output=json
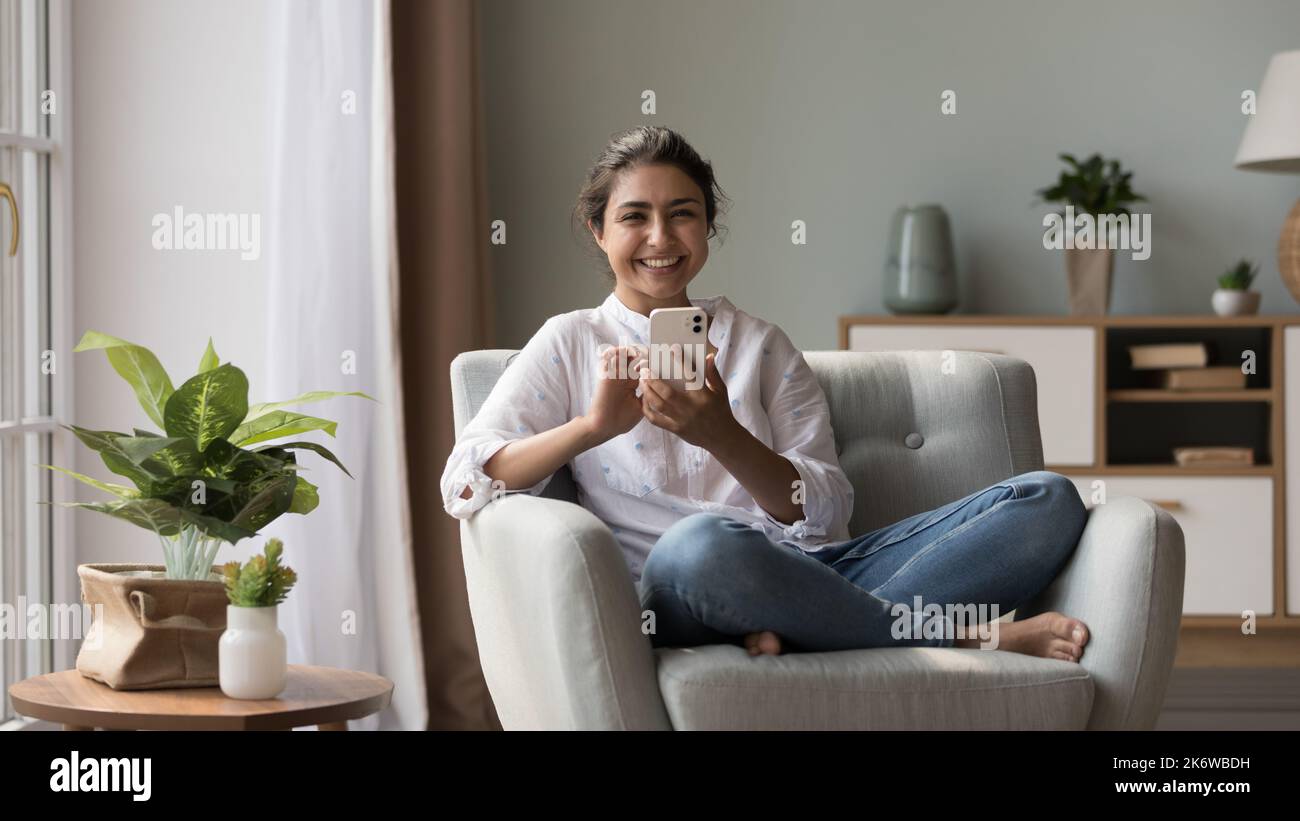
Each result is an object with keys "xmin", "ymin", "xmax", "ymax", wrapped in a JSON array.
[{"xmin": 450, "ymin": 349, "xmax": 1185, "ymax": 730}]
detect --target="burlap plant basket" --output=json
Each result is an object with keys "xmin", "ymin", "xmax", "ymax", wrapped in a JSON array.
[{"xmin": 77, "ymin": 563, "xmax": 228, "ymax": 690}]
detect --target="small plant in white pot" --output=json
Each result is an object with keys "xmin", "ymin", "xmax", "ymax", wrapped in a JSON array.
[
  {"xmin": 220, "ymin": 538, "xmax": 296, "ymax": 699},
  {"xmin": 1212, "ymin": 259, "xmax": 1262, "ymax": 316}
]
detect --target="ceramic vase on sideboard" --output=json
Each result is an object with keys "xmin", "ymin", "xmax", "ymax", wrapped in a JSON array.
[{"xmin": 883, "ymin": 204, "xmax": 958, "ymax": 314}]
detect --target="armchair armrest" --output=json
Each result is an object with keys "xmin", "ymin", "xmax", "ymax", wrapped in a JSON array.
[
  {"xmin": 1014, "ymin": 496, "xmax": 1186, "ymax": 730},
  {"xmin": 459, "ymin": 493, "xmax": 672, "ymax": 730}
]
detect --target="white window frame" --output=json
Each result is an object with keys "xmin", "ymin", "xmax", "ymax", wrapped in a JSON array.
[{"xmin": 0, "ymin": 0, "xmax": 73, "ymax": 731}]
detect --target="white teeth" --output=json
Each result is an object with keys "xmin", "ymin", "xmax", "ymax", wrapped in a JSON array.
[{"xmin": 638, "ymin": 256, "xmax": 682, "ymax": 268}]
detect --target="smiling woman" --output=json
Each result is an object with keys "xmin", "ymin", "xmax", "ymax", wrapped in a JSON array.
[
  {"xmin": 444, "ymin": 125, "xmax": 851, "ymax": 635},
  {"xmin": 440, "ymin": 125, "xmax": 1096, "ymax": 665}
]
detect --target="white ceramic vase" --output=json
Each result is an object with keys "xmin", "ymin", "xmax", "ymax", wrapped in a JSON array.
[
  {"xmin": 219, "ymin": 604, "xmax": 287, "ymax": 699},
  {"xmin": 1211, "ymin": 288, "xmax": 1261, "ymax": 316}
]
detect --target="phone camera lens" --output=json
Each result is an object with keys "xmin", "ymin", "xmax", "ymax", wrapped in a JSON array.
[
  {"xmin": 693, "ymin": 315, "xmax": 701, "ymax": 323},
  {"xmin": 693, "ymin": 325, "xmax": 702, "ymax": 333}
]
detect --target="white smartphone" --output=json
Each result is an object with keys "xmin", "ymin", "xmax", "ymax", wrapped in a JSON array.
[{"xmin": 648, "ymin": 307, "xmax": 709, "ymax": 391}]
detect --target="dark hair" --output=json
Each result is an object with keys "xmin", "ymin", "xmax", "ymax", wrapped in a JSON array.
[{"xmin": 572, "ymin": 126, "xmax": 730, "ymax": 278}]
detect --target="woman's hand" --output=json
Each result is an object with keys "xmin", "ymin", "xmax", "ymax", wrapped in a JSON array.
[
  {"xmin": 583, "ymin": 344, "xmax": 648, "ymax": 442},
  {"xmin": 638, "ymin": 351, "xmax": 742, "ymax": 450}
]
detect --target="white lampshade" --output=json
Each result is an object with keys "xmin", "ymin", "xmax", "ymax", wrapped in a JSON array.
[{"xmin": 1236, "ymin": 49, "xmax": 1300, "ymax": 173}]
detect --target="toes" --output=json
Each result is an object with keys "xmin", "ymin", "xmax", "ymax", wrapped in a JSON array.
[
  {"xmin": 744, "ymin": 631, "xmax": 782, "ymax": 656},
  {"xmin": 1051, "ymin": 638, "xmax": 1080, "ymax": 662},
  {"xmin": 1050, "ymin": 613, "xmax": 1089, "ymax": 647},
  {"xmin": 1069, "ymin": 621, "xmax": 1089, "ymax": 647}
]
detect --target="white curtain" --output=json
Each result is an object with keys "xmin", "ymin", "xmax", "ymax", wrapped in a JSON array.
[{"xmin": 265, "ymin": 0, "xmax": 427, "ymax": 730}]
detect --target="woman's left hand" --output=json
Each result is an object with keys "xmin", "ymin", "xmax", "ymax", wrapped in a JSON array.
[{"xmin": 638, "ymin": 351, "xmax": 741, "ymax": 450}]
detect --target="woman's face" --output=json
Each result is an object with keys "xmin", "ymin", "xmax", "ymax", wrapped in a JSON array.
[{"xmin": 590, "ymin": 163, "xmax": 710, "ymax": 313}]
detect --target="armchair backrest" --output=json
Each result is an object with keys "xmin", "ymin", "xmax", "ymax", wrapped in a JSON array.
[{"xmin": 449, "ymin": 349, "xmax": 1045, "ymax": 533}]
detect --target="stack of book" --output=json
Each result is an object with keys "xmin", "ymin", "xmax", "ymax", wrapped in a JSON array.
[
  {"xmin": 1173, "ymin": 446, "xmax": 1255, "ymax": 467},
  {"xmin": 1128, "ymin": 343, "xmax": 1247, "ymax": 390},
  {"xmin": 1127, "ymin": 342, "xmax": 1258, "ymax": 467}
]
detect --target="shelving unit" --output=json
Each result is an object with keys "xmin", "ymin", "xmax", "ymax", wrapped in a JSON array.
[{"xmin": 840, "ymin": 313, "xmax": 1300, "ymax": 667}]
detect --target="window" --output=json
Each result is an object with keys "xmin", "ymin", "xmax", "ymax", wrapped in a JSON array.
[{"xmin": 0, "ymin": 0, "xmax": 71, "ymax": 728}]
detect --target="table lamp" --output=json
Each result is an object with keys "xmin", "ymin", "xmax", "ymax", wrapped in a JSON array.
[{"xmin": 1235, "ymin": 49, "xmax": 1300, "ymax": 303}]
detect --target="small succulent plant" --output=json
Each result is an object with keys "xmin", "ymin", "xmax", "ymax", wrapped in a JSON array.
[
  {"xmin": 223, "ymin": 538, "xmax": 297, "ymax": 607},
  {"xmin": 1217, "ymin": 259, "xmax": 1259, "ymax": 291}
]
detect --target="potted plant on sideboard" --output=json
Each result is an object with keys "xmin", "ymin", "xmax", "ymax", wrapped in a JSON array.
[
  {"xmin": 41, "ymin": 331, "xmax": 371, "ymax": 690},
  {"xmin": 1212, "ymin": 258, "xmax": 1262, "ymax": 316},
  {"xmin": 1037, "ymin": 152, "xmax": 1147, "ymax": 315}
]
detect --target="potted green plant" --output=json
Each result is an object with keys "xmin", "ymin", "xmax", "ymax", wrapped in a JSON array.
[
  {"xmin": 219, "ymin": 538, "xmax": 295, "ymax": 699},
  {"xmin": 41, "ymin": 331, "xmax": 371, "ymax": 690},
  {"xmin": 1037, "ymin": 153, "xmax": 1147, "ymax": 315},
  {"xmin": 1212, "ymin": 258, "xmax": 1261, "ymax": 316}
]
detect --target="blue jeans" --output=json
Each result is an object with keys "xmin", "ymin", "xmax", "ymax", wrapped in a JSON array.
[{"xmin": 637, "ymin": 470, "xmax": 1088, "ymax": 651}]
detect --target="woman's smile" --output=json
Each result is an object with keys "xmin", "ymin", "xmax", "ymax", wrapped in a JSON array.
[{"xmin": 635, "ymin": 255, "xmax": 686, "ymax": 275}]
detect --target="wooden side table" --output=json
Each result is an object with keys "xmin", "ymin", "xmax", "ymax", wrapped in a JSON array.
[{"xmin": 8, "ymin": 665, "xmax": 393, "ymax": 730}]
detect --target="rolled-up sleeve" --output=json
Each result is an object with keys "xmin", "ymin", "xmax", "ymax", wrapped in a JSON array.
[
  {"xmin": 440, "ymin": 316, "xmax": 573, "ymax": 519},
  {"xmin": 758, "ymin": 330, "xmax": 855, "ymax": 546}
]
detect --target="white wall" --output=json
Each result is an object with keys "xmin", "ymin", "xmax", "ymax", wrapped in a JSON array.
[{"xmin": 71, "ymin": 0, "xmax": 269, "ymax": 565}]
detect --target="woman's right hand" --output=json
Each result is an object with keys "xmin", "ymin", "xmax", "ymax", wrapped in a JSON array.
[{"xmin": 584, "ymin": 344, "xmax": 647, "ymax": 442}]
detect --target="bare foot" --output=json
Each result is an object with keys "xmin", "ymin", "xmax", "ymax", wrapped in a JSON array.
[
  {"xmin": 956, "ymin": 611, "xmax": 1089, "ymax": 662},
  {"xmin": 744, "ymin": 630, "xmax": 782, "ymax": 656}
]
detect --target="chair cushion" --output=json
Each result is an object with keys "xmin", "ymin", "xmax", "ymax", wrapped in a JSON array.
[{"xmin": 654, "ymin": 645, "xmax": 1093, "ymax": 730}]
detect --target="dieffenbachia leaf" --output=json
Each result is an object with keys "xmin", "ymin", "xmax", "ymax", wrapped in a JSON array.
[
  {"xmin": 198, "ymin": 337, "xmax": 219, "ymax": 373},
  {"xmin": 229, "ymin": 411, "xmax": 337, "ymax": 447},
  {"xmin": 112, "ymin": 434, "xmax": 189, "ymax": 465},
  {"xmin": 201, "ymin": 440, "xmax": 305, "ymax": 493},
  {"xmin": 163, "ymin": 363, "xmax": 250, "ymax": 452},
  {"xmin": 37, "ymin": 464, "xmax": 140, "ymax": 499},
  {"xmin": 253, "ymin": 440, "xmax": 352, "ymax": 478},
  {"xmin": 125, "ymin": 428, "xmax": 210, "ymax": 477},
  {"xmin": 289, "ymin": 476, "xmax": 319, "ymax": 514},
  {"xmin": 66, "ymin": 425, "xmax": 168, "ymax": 490},
  {"xmin": 49, "ymin": 498, "xmax": 258, "ymax": 543},
  {"xmin": 230, "ymin": 473, "xmax": 298, "ymax": 531},
  {"xmin": 153, "ymin": 439, "xmax": 207, "ymax": 476},
  {"xmin": 146, "ymin": 473, "xmax": 242, "ymax": 504},
  {"xmin": 73, "ymin": 331, "xmax": 175, "ymax": 429},
  {"xmin": 243, "ymin": 390, "xmax": 375, "ymax": 423}
]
